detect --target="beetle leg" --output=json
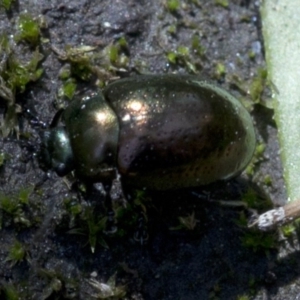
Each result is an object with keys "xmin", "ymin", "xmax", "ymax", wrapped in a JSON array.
[
  {"xmin": 123, "ymin": 188, "xmax": 149, "ymax": 244},
  {"xmin": 24, "ymin": 107, "xmax": 47, "ymax": 129},
  {"xmin": 102, "ymin": 181, "xmax": 118, "ymax": 234},
  {"xmin": 110, "ymin": 171, "xmax": 127, "ymax": 207},
  {"xmin": 34, "ymin": 172, "xmax": 50, "ymax": 190},
  {"xmin": 23, "ymin": 91, "xmax": 48, "ymax": 129},
  {"xmin": 134, "ymin": 210, "xmax": 149, "ymax": 245}
]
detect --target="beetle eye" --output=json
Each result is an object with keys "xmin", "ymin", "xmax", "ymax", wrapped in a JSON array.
[{"xmin": 54, "ymin": 162, "xmax": 71, "ymax": 177}]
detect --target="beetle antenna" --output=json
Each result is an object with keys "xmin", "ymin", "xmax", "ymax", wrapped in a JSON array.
[
  {"xmin": 134, "ymin": 208, "xmax": 149, "ymax": 245},
  {"xmin": 24, "ymin": 107, "xmax": 47, "ymax": 129},
  {"xmin": 49, "ymin": 109, "xmax": 64, "ymax": 128}
]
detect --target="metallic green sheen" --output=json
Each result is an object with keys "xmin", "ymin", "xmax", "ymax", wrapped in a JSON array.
[
  {"xmin": 39, "ymin": 127, "xmax": 74, "ymax": 176},
  {"xmin": 62, "ymin": 91, "xmax": 119, "ymax": 182},
  {"xmin": 103, "ymin": 75, "xmax": 256, "ymax": 190},
  {"xmin": 41, "ymin": 75, "xmax": 256, "ymax": 191}
]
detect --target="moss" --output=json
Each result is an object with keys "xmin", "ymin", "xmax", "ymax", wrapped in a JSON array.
[
  {"xmin": 281, "ymin": 218, "xmax": 300, "ymax": 238},
  {"xmin": 167, "ymin": 24, "xmax": 177, "ymax": 35},
  {"xmin": 166, "ymin": 0, "xmax": 180, "ymax": 12},
  {"xmin": 0, "ymin": 0, "xmax": 14, "ymax": 10},
  {"xmin": 249, "ymin": 68, "xmax": 268, "ymax": 104},
  {"xmin": 177, "ymin": 45, "xmax": 189, "ymax": 56},
  {"xmin": 16, "ymin": 13, "xmax": 40, "ymax": 46},
  {"xmin": 0, "ymin": 151, "xmax": 5, "ymax": 167},
  {"xmin": 237, "ymin": 191, "xmax": 277, "ymax": 254},
  {"xmin": 263, "ymin": 174, "xmax": 272, "ymax": 186},
  {"xmin": 117, "ymin": 36, "xmax": 128, "ymax": 50},
  {"xmin": 109, "ymin": 44, "xmax": 119, "ymax": 64},
  {"xmin": 237, "ymin": 67, "xmax": 273, "ymax": 112},
  {"xmin": 281, "ymin": 223, "xmax": 296, "ymax": 237},
  {"xmin": 5, "ymin": 240, "xmax": 26, "ymax": 266},
  {"xmin": 18, "ymin": 187, "xmax": 32, "ymax": 204},
  {"xmin": 87, "ymin": 273, "xmax": 127, "ymax": 299},
  {"xmin": 38, "ymin": 268, "xmax": 79, "ymax": 299},
  {"xmin": 240, "ymin": 230, "xmax": 277, "ymax": 253},
  {"xmin": 241, "ymin": 187, "xmax": 272, "ymax": 211},
  {"xmin": 58, "ymin": 64, "xmax": 72, "ymax": 80},
  {"xmin": 52, "ymin": 42, "xmax": 129, "ymax": 82},
  {"xmin": 237, "ymin": 295, "xmax": 250, "ymax": 300},
  {"xmin": 65, "ymin": 201, "xmax": 108, "ymax": 252},
  {"xmin": 245, "ymin": 142, "xmax": 267, "ymax": 177},
  {"xmin": 176, "ymin": 212, "xmax": 199, "ymax": 230},
  {"xmin": 166, "ymin": 51, "xmax": 177, "ymax": 64},
  {"xmin": 215, "ymin": 0, "xmax": 229, "ymax": 8},
  {"xmin": 57, "ymin": 78, "xmax": 77, "ymax": 100},
  {"xmin": 52, "ymin": 45, "xmax": 97, "ymax": 81},
  {"xmin": 166, "ymin": 45, "xmax": 198, "ymax": 73},
  {"xmin": 0, "ymin": 33, "xmax": 43, "ymax": 136},
  {"xmin": 214, "ymin": 62, "xmax": 226, "ymax": 80},
  {"xmin": 108, "ymin": 38, "xmax": 130, "ymax": 68},
  {"xmin": 0, "ymin": 186, "xmax": 34, "ymax": 228},
  {"xmin": 248, "ymin": 50, "xmax": 256, "ymax": 60},
  {"xmin": 1, "ymin": 283, "xmax": 20, "ymax": 300},
  {"xmin": 191, "ymin": 34, "xmax": 206, "ymax": 58},
  {"xmin": 6, "ymin": 49, "xmax": 43, "ymax": 93}
]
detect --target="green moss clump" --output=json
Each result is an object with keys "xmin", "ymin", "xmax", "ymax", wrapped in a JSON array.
[
  {"xmin": 240, "ymin": 230, "xmax": 277, "ymax": 253},
  {"xmin": 166, "ymin": 45, "xmax": 197, "ymax": 73},
  {"xmin": 241, "ymin": 187, "xmax": 272, "ymax": 211},
  {"xmin": 214, "ymin": 62, "xmax": 226, "ymax": 80},
  {"xmin": 52, "ymin": 36, "xmax": 131, "ymax": 90},
  {"xmin": 0, "ymin": 186, "xmax": 33, "ymax": 228},
  {"xmin": 280, "ymin": 218, "xmax": 300, "ymax": 238},
  {"xmin": 191, "ymin": 35, "xmax": 206, "ymax": 58},
  {"xmin": 248, "ymin": 50, "xmax": 256, "ymax": 60},
  {"xmin": 249, "ymin": 68, "xmax": 268, "ymax": 103},
  {"xmin": 16, "ymin": 13, "xmax": 40, "ymax": 46},
  {"xmin": 0, "ymin": 0, "xmax": 14, "ymax": 10},
  {"xmin": 0, "ymin": 34, "xmax": 43, "ymax": 136},
  {"xmin": 87, "ymin": 273, "xmax": 127, "ymax": 299},
  {"xmin": 108, "ymin": 37, "xmax": 130, "ymax": 69},
  {"xmin": 109, "ymin": 45, "xmax": 119, "ymax": 64},
  {"xmin": 5, "ymin": 240, "xmax": 26, "ymax": 266},
  {"xmin": 117, "ymin": 36, "xmax": 128, "ymax": 50},
  {"xmin": 1, "ymin": 283, "xmax": 20, "ymax": 300},
  {"xmin": 166, "ymin": 0, "xmax": 180, "ymax": 12},
  {"xmin": 245, "ymin": 142, "xmax": 266, "ymax": 177},
  {"xmin": 18, "ymin": 187, "xmax": 33, "ymax": 205},
  {"xmin": 166, "ymin": 51, "xmax": 177, "ymax": 64},
  {"xmin": 175, "ymin": 212, "xmax": 198, "ymax": 230},
  {"xmin": 166, "ymin": 35, "xmax": 206, "ymax": 73},
  {"xmin": 4, "ymin": 49, "xmax": 43, "ymax": 94},
  {"xmin": 167, "ymin": 24, "xmax": 177, "ymax": 35},
  {"xmin": 0, "ymin": 152, "xmax": 5, "ymax": 167},
  {"xmin": 263, "ymin": 174, "xmax": 272, "ymax": 186},
  {"xmin": 52, "ymin": 45, "xmax": 97, "ymax": 81},
  {"xmin": 237, "ymin": 295, "xmax": 250, "ymax": 300},
  {"xmin": 57, "ymin": 78, "xmax": 77, "ymax": 100},
  {"xmin": 215, "ymin": 0, "xmax": 229, "ymax": 8},
  {"xmin": 65, "ymin": 201, "xmax": 108, "ymax": 252}
]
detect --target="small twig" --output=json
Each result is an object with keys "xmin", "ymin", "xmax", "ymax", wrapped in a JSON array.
[{"xmin": 248, "ymin": 199, "xmax": 300, "ymax": 231}]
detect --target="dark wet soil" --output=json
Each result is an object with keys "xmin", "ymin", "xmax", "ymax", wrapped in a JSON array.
[{"xmin": 1, "ymin": 1, "xmax": 299, "ymax": 299}]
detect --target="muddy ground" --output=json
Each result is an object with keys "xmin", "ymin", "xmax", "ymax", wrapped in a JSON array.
[{"xmin": 1, "ymin": 0, "xmax": 300, "ymax": 299}]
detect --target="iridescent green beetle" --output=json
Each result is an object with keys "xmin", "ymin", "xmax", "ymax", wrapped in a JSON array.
[{"xmin": 40, "ymin": 74, "xmax": 256, "ymax": 192}]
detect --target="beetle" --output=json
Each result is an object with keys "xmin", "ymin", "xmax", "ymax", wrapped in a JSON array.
[
  {"xmin": 40, "ymin": 74, "xmax": 256, "ymax": 190},
  {"xmin": 39, "ymin": 74, "xmax": 256, "ymax": 235}
]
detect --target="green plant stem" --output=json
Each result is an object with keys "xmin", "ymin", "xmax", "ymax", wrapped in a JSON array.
[{"xmin": 261, "ymin": 0, "xmax": 300, "ymax": 202}]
